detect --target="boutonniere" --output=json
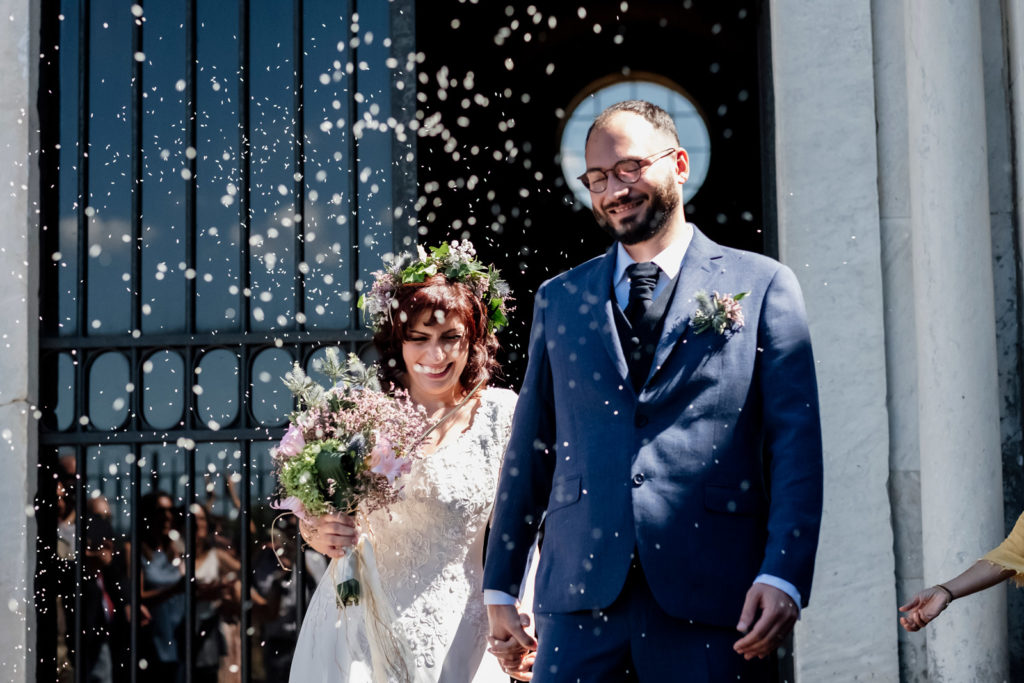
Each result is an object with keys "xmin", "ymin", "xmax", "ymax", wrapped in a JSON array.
[{"xmin": 691, "ymin": 290, "xmax": 749, "ymax": 335}]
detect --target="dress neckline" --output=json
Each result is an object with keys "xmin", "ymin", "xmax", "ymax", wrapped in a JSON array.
[{"xmin": 421, "ymin": 388, "xmax": 492, "ymax": 456}]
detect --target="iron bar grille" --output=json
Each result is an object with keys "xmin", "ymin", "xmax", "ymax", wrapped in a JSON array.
[{"xmin": 35, "ymin": 1, "xmax": 417, "ymax": 681}]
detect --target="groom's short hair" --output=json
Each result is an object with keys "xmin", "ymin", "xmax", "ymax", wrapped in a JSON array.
[{"xmin": 585, "ymin": 99, "xmax": 680, "ymax": 146}]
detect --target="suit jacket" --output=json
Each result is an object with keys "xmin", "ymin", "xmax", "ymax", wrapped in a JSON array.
[{"xmin": 483, "ymin": 228, "xmax": 823, "ymax": 629}]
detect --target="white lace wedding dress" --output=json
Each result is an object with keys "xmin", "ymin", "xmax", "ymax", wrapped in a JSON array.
[{"xmin": 289, "ymin": 387, "xmax": 517, "ymax": 683}]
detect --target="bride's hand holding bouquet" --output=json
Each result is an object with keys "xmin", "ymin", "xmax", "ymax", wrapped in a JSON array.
[{"xmin": 297, "ymin": 511, "xmax": 359, "ymax": 560}]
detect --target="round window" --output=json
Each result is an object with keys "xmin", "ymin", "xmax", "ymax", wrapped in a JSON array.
[{"xmin": 560, "ymin": 77, "xmax": 711, "ymax": 209}]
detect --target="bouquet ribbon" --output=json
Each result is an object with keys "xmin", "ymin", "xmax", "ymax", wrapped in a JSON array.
[{"xmin": 331, "ymin": 535, "xmax": 421, "ymax": 683}]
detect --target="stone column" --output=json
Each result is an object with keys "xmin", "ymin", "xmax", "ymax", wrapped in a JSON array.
[
  {"xmin": 872, "ymin": 0, "xmax": 927, "ymax": 678},
  {"xmin": 0, "ymin": 1, "xmax": 35, "ymax": 681},
  {"xmin": 1009, "ymin": 0, "xmax": 1024, "ymax": 295},
  {"xmin": 904, "ymin": 1, "xmax": 1008, "ymax": 680},
  {"xmin": 769, "ymin": 1, "xmax": 899, "ymax": 680}
]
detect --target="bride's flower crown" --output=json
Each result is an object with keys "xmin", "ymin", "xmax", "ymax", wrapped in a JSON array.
[{"xmin": 358, "ymin": 240, "xmax": 512, "ymax": 333}]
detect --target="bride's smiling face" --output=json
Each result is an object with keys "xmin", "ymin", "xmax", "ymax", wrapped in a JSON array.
[{"xmin": 401, "ymin": 309, "xmax": 470, "ymax": 403}]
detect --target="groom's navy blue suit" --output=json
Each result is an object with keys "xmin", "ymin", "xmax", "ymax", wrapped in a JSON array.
[{"xmin": 484, "ymin": 227, "xmax": 823, "ymax": 680}]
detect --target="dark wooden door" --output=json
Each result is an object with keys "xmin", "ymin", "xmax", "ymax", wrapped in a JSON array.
[{"xmin": 416, "ymin": 1, "xmax": 771, "ymax": 384}]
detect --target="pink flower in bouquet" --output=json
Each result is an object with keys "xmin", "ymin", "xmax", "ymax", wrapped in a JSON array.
[
  {"xmin": 367, "ymin": 434, "xmax": 394, "ymax": 469},
  {"xmin": 277, "ymin": 424, "xmax": 306, "ymax": 458},
  {"xmin": 371, "ymin": 439, "xmax": 412, "ymax": 485},
  {"xmin": 270, "ymin": 495, "xmax": 309, "ymax": 521}
]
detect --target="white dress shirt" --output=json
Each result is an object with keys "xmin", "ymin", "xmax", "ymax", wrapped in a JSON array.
[{"xmin": 612, "ymin": 223, "xmax": 693, "ymax": 310}]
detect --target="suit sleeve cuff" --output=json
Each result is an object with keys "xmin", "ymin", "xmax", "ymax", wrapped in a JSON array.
[
  {"xmin": 754, "ymin": 575, "xmax": 802, "ymax": 617},
  {"xmin": 483, "ymin": 589, "xmax": 518, "ymax": 606},
  {"xmin": 483, "ymin": 589, "xmax": 520, "ymax": 606}
]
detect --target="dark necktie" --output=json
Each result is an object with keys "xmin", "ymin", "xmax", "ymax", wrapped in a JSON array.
[{"xmin": 624, "ymin": 262, "xmax": 661, "ymax": 329}]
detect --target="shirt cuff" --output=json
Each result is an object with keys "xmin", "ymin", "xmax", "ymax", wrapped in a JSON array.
[
  {"xmin": 753, "ymin": 574, "xmax": 802, "ymax": 617},
  {"xmin": 483, "ymin": 589, "xmax": 518, "ymax": 606}
]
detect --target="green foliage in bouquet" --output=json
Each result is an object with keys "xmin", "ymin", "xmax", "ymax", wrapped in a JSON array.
[{"xmin": 273, "ymin": 348, "xmax": 426, "ymax": 519}]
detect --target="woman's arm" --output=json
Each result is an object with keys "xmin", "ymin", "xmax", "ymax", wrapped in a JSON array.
[
  {"xmin": 899, "ymin": 560, "xmax": 1016, "ymax": 632},
  {"xmin": 225, "ymin": 475, "xmax": 242, "ymax": 511},
  {"xmin": 138, "ymin": 569, "xmax": 186, "ymax": 604},
  {"xmin": 215, "ymin": 547, "xmax": 242, "ymax": 574}
]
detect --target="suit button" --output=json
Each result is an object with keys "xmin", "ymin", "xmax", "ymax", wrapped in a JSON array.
[
  {"xmin": 634, "ymin": 414, "xmax": 649, "ymax": 428},
  {"xmin": 632, "ymin": 473, "xmax": 645, "ymax": 486}
]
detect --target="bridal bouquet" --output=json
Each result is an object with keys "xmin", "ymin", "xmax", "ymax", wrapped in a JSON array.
[
  {"xmin": 271, "ymin": 348, "xmax": 428, "ymax": 607},
  {"xmin": 271, "ymin": 349, "xmax": 428, "ymax": 682}
]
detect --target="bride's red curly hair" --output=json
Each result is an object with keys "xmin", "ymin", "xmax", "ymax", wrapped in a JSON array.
[{"xmin": 373, "ymin": 274, "xmax": 500, "ymax": 393}]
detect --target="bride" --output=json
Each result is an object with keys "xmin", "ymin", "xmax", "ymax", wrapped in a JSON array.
[{"xmin": 289, "ymin": 242, "xmax": 523, "ymax": 682}]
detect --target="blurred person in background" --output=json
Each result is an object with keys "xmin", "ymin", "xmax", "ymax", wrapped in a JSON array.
[
  {"xmin": 253, "ymin": 515, "xmax": 322, "ymax": 681},
  {"xmin": 137, "ymin": 491, "xmax": 186, "ymax": 682}
]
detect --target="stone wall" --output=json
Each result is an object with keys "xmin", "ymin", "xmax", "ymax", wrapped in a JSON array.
[
  {"xmin": 997, "ymin": 1, "xmax": 1024, "ymax": 679},
  {"xmin": 983, "ymin": 0, "xmax": 1024, "ymax": 678},
  {"xmin": 0, "ymin": 1, "xmax": 36, "ymax": 681}
]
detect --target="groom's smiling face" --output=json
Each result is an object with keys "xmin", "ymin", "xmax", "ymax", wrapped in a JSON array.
[{"xmin": 584, "ymin": 112, "xmax": 688, "ymax": 246}]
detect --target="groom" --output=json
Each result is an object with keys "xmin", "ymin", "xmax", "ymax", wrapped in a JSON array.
[{"xmin": 483, "ymin": 100, "xmax": 823, "ymax": 681}]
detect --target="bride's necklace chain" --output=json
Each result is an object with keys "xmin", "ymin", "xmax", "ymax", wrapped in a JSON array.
[{"xmin": 413, "ymin": 377, "xmax": 485, "ymax": 452}]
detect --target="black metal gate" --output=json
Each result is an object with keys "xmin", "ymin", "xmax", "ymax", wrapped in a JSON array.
[{"xmin": 35, "ymin": 1, "xmax": 415, "ymax": 680}]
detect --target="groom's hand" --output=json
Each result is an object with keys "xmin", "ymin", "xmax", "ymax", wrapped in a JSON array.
[
  {"xmin": 733, "ymin": 583, "xmax": 798, "ymax": 660},
  {"xmin": 487, "ymin": 605, "xmax": 537, "ymax": 679}
]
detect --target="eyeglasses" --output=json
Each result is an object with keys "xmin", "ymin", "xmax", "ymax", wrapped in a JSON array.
[{"xmin": 577, "ymin": 148, "xmax": 678, "ymax": 193}]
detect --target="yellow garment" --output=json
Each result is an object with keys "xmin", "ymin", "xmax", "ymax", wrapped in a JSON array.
[{"xmin": 982, "ymin": 511, "xmax": 1024, "ymax": 586}]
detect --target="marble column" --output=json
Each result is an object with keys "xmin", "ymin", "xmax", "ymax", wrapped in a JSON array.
[
  {"xmin": 769, "ymin": 1, "xmax": 899, "ymax": 680},
  {"xmin": 872, "ymin": 0, "xmax": 927, "ymax": 678},
  {"xmin": 904, "ymin": 1, "xmax": 1008, "ymax": 680},
  {"xmin": 0, "ymin": 1, "xmax": 36, "ymax": 681}
]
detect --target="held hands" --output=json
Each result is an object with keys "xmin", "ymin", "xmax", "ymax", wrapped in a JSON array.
[
  {"xmin": 486, "ymin": 604, "xmax": 537, "ymax": 681},
  {"xmin": 733, "ymin": 583, "xmax": 799, "ymax": 660},
  {"xmin": 898, "ymin": 586, "xmax": 951, "ymax": 632},
  {"xmin": 299, "ymin": 512, "xmax": 360, "ymax": 559}
]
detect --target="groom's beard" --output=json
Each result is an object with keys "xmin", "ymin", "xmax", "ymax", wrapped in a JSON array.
[{"xmin": 592, "ymin": 177, "xmax": 680, "ymax": 246}]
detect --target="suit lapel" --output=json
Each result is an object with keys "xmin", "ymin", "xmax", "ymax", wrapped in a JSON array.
[
  {"xmin": 587, "ymin": 245, "xmax": 630, "ymax": 386},
  {"xmin": 646, "ymin": 228, "xmax": 723, "ymax": 385}
]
